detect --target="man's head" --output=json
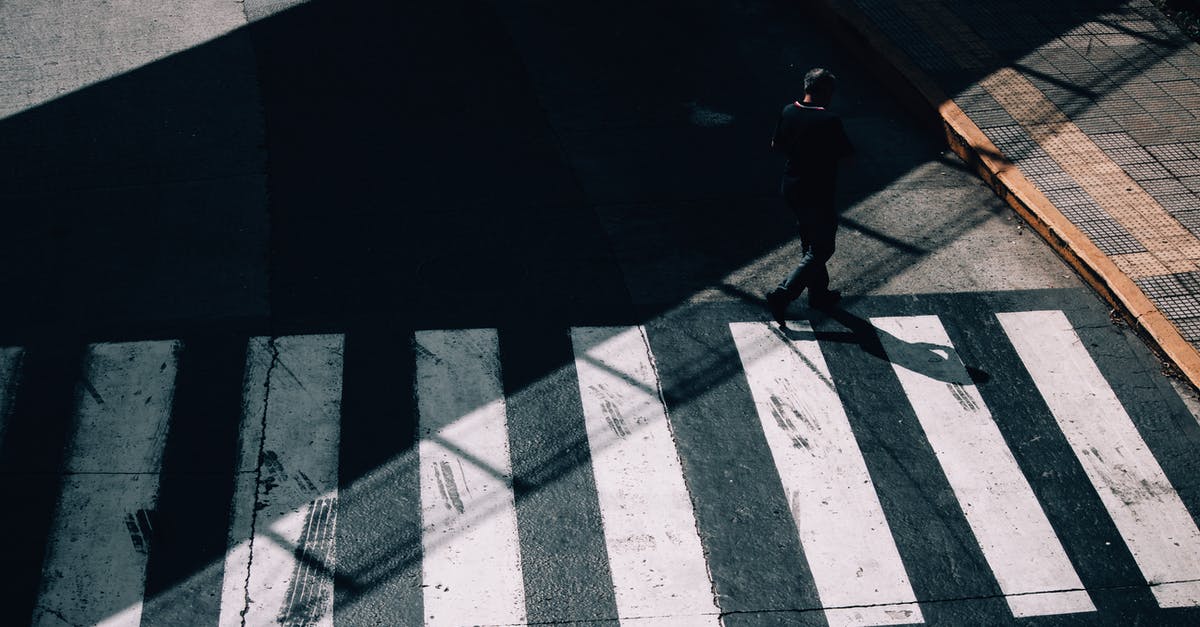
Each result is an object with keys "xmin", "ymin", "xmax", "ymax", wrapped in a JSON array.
[{"xmin": 803, "ymin": 67, "xmax": 837, "ymax": 106}]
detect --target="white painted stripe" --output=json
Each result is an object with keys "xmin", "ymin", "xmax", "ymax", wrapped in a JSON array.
[
  {"xmin": 0, "ymin": 347, "xmax": 23, "ymax": 449},
  {"xmin": 219, "ymin": 335, "xmax": 343, "ymax": 627},
  {"xmin": 571, "ymin": 326, "xmax": 720, "ymax": 625},
  {"xmin": 33, "ymin": 341, "xmax": 179, "ymax": 627},
  {"xmin": 730, "ymin": 321, "xmax": 923, "ymax": 627},
  {"xmin": 416, "ymin": 329, "xmax": 526, "ymax": 627},
  {"xmin": 998, "ymin": 310, "xmax": 1200, "ymax": 608},
  {"xmin": 872, "ymin": 315, "xmax": 1094, "ymax": 618}
]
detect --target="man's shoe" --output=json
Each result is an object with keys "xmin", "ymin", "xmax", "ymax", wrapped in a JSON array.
[
  {"xmin": 808, "ymin": 289, "xmax": 842, "ymax": 310},
  {"xmin": 766, "ymin": 290, "xmax": 790, "ymax": 327}
]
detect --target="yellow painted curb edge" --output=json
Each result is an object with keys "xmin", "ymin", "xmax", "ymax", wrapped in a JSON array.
[{"xmin": 814, "ymin": 0, "xmax": 1200, "ymax": 390}]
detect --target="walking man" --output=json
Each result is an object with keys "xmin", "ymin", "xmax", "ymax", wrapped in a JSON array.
[{"xmin": 766, "ymin": 67, "xmax": 854, "ymax": 328}]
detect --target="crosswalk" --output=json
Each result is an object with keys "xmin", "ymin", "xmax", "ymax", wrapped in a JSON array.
[
  {"xmin": 999, "ymin": 311, "xmax": 1200, "ymax": 609},
  {"xmin": 6, "ymin": 308, "xmax": 1200, "ymax": 625}
]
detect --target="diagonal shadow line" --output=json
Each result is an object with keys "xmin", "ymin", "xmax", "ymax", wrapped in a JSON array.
[
  {"xmin": 577, "ymin": 351, "xmax": 659, "ymax": 399},
  {"xmin": 838, "ymin": 215, "xmax": 930, "ymax": 255},
  {"xmin": 1011, "ymin": 63, "xmax": 1101, "ymax": 100},
  {"xmin": 770, "ymin": 324, "xmax": 838, "ymax": 392},
  {"xmin": 1092, "ymin": 15, "xmax": 1184, "ymax": 48}
]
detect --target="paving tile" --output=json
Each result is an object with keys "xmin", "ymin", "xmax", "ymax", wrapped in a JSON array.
[
  {"xmin": 1159, "ymin": 80, "xmax": 1200, "ymax": 96},
  {"xmin": 984, "ymin": 125, "xmax": 1038, "ymax": 151},
  {"xmin": 1127, "ymin": 125, "xmax": 1187, "ymax": 145},
  {"xmin": 1147, "ymin": 144, "xmax": 1196, "ymax": 161},
  {"xmin": 1075, "ymin": 103, "xmax": 1108, "ymax": 118},
  {"xmin": 1015, "ymin": 155, "xmax": 1064, "ymax": 176},
  {"xmin": 1136, "ymin": 271, "xmax": 1200, "ymax": 298},
  {"xmin": 1022, "ymin": 99, "xmax": 1069, "ymax": 125},
  {"xmin": 1140, "ymin": 177, "xmax": 1193, "ymax": 196},
  {"xmin": 1114, "ymin": 252, "xmax": 1172, "ymax": 277},
  {"xmin": 1030, "ymin": 171, "xmax": 1081, "ymax": 191},
  {"xmin": 1150, "ymin": 294, "xmax": 1200, "ymax": 319},
  {"xmin": 1059, "ymin": 63, "xmax": 1106, "ymax": 78},
  {"xmin": 1099, "ymin": 33, "xmax": 1146, "ymax": 47},
  {"xmin": 1144, "ymin": 64, "xmax": 1189, "ymax": 81},
  {"xmin": 1090, "ymin": 132, "xmax": 1139, "ymax": 149},
  {"xmin": 1121, "ymin": 82, "xmax": 1171, "ymax": 98},
  {"xmin": 1040, "ymin": 48, "xmax": 1090, "ymax": 65},
  {"xmin": 1118, "ymin": 216, "xmax": 1188, "ymax": 246},
  {"xmin": 969, "ymin": 108, "xmax": 1019, "ymax": 128},
  {"xmin": 1164, "ymin": 160, "xmax": 1200, "ymax": 178},
  {"xmin": 1158, "ymin": 194, "xmax": 1200, "ymax": 213},
  {"xmin": 1119, "ymin": 19, "xmax": 1161, "ymax": 35},
  {"xmin": 1021, "ymin": 55, "xmax": 1064, "ymax": 74},
  {"xmin": 1169, "ymin": 317, "xmax": 1200, "ymax": 343},
  {"xmin": 1097, "ymin": 97, "xmax": 1150, "ymax": 115},
  {"xmin": 953, "ymin": 89, "xmax": 1004, "ymax": 111},
  {"xmin": 1139, "ymin": 96, "xmax": 1184, "ymax": 112},
  {"xmin": 1182, "ymin": 177, "xmax": 1200, "ymax": 194},
  {"xmin": 1001, "ymin": 143, "xmax": 1045, "ymax": 161},
  {"xmin": 1075, "ymin": 219, "xmax": 1149, "ymax": 254},
  {"xmin": 1123, "ymin": 162, "xmax": 1174, "ymax": 181},
  {"xmin": 1175, "ymin": 93, "xmax": 1200, "ymax": 110},
  {"xmin": 1114, "ymin": 44, "xmax": 1163, "ymax": 62},
  {"xmin": 1172, "ymin": 214, "xmax": 1200, "ymax": 238},
  {"xmin": 1106, "ymin": 146, "xmax": 1157, "ymax": 165},
  {"xmin": 1075, "ymin": 116, "xmax": 1125, "ymax": 133},
  {"xmin": 1044, "ymin": 186, "xmax": 1099, "ymax": 207},
  {"xmin": 1157, "ymin": 256, "xmax": 1198, "ymax": 274},
  {"xmin": 1169, "ymin": 51, "xmax": 1200, "ymax": 69},
  {"xmin": 1154, "ymin": 110, "xmax": 1200, "ymax": 126},
  {"xmin": 1081, "ymin": 46, "xmax": 1126, "ymax": 63},
  {"xmin": 1040, "ymin": 86, "xmax": 1095, "ymax": 109},
  {"xmin": 1061, "ymin": 34, "xmax": 1095, "ymax": 50},
  {"xmin": 1058, "ymin": 201, "xmax": 1110, "ymax": 223},
  {"xmin": 1176, "ymin": 215, "xmax": 1200, "ymax": 239}
]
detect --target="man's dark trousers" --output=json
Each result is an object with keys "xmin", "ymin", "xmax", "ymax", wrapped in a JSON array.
[{"xmin": 772, "ymin": 176, "xmax": 837, "ymax": 302}]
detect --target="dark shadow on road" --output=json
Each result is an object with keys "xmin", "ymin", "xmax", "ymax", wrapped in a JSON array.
[{"xmin": 780, "ymin": 307, "xmax": 992, "ymax": 386}]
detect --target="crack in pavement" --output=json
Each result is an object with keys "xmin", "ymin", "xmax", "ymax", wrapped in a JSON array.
[
  {"xmin": 713, "ymin": 576, "xmax": 1200, "ymax": 619},
  {"xmin": 240, "ymin": 336, "xmax": 279, "ymax": 627}
]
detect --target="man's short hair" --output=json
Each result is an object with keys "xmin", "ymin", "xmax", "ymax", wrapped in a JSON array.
[{"xmin": 804, "ymin": 67, "xmax": 837, "ymax": 96}]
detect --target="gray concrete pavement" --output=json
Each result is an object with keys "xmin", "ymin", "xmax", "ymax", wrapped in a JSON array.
[{"xmin": 1, "ymin": 0, "xmax": 1198, "ymax": 625}]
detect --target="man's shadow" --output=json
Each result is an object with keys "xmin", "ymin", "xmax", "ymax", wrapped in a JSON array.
[{"xmin": 779, "ymin": 306, "xmax": 991, "ymax": 386}]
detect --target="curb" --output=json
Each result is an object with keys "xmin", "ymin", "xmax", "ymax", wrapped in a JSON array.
[{"xmin": 813, "ymin": 0, "xmax": 1200, "ymax": 392}]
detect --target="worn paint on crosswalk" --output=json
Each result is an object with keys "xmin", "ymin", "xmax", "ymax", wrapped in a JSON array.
[
  {"xmin": 219, "ymin": 335, "xmax": 343, "ymax": 627},
  {"xmin": 573, "ymin": 326, "xmax": 722, "ymax": 625},
  {"xmin": 416, "ymin": 329, "xmax": 526, "ymax": 626},
  {"xmin": 999, "ymin": 310, "xmax": 1200, "ymax": 608},
  {"xmin": 731, "ymin": 321, "xmax": 923, "ymax": 626},
  {"xmin": 34, "ymin": 341, "xmax": 179, "ymax": 627},
  {"xmin": 873, "ymin": 315, "xmax": 1095, "ymax": 618}
]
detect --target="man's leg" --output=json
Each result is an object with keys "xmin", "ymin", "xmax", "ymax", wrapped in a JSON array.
[
  {"xmin": 766, "ymin": 217, "xmax": 817, "ymax": 326},
  {"xmin": 806, "ymin": 220, "xmax": 840, "ymax": 309},
  {"xmin": 777, "ymin": 241, "xmax": 815, "ymax": 298}
]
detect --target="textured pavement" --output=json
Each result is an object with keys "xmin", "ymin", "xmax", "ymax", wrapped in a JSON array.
[{"xmin": 819, "ymin": 0, "xmax": 1200, "ymax": 386}]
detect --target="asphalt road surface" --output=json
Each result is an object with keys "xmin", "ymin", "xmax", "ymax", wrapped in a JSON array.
[{"xmin": 2, "ymin": 0, "xmax": 1200, "ymax": 625}]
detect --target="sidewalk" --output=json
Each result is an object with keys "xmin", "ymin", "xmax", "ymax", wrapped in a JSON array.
[{"xmin": 817, "ymin": 0, "xmax": 1200, "ymax": 388}]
